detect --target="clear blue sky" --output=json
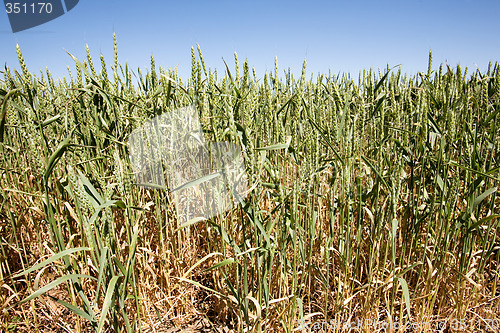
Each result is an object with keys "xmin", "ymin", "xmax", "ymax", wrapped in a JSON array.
[{"xmin": 1, "ymin": 0, "xmax": 499, "ymax": 81}]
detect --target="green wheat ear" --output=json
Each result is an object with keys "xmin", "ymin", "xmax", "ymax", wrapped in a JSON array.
[
  {"xmin": 100, "ymin": 54, "xmax": 108, "ymax": 85},
  {"xmin": 300, "ymin": 57, "xmax": 307, "ymax": 86},
  {"xmin": 113, "ymin": 32, "xmax": 118, "ymax": 70},
  {"xmin": 427, "ymin": 50, "xmax": 433, "ymax": 77},
  {"xmin": 234, "ymin": 51, "xmax": 240, "ymax": 80},
  {"xmin": 46, "ymin": 67, "xmax": 56, "ymax": 91},
  {"xmin": 86, "ymin": 44, "xmax": 97, "ymax": 77},
  {"xmin": 16, "ymin": 44, "xmax": 30, "ymax": 82},
  {"xmin": 197, "ymin": 44, "xmax": 207, "ymax": 77},
  {"xmin": 76, "ymin": 63, "xmax": 83, "ymax": 87},
  {"xmin": 190, "ymin": 46, "xmax": 197, "ymax": 91},
  {"xmin": 67, "ymin": 65, "xmax": 73, "ymax": 82},
  {"xmin": 274, "ymin": 56, "xmax": 279, "ymax": 86}
]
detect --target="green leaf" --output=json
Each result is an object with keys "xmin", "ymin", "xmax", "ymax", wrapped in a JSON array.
[
  {"xmin": 41, "ymin": 114, "xmax": 61, "ymax": 128},
  {"xmin": 171, "ymin": 171, "xmax": 223, "ymax": 192},
  {"xmin": 203, "ymin": 258, "xmax": 235, "ymax": 272},
  {"xmin": 113, "ymin": 200, "xmax": 126, "ymax": 209},
  {"xmin": 391, "ymin": 218, "xmax": 398, "ymax": 240},
  {"xmin": 472, "ymin": 187, "xmax": 497, "ymax": 212},
  {"xmin": 66, "ymin": 50, "xmax": 91, "ymax": 78},
  {"xmin": 97, "ymin": 275, "xmax": 123, "ymax": 333},
  {"xmin": 484, "ymin": 105, "xmax": 500, "ymax": 124},
  {"xmin": 43, "ymin": 127, "xmax": 76, "ymax": 183},
  {"xmin": 88, "ymin": 201, "xmax": 120, "ymax": 227},
  {"xmin": 0, "ymin": 88, "xmax": 20, "ymax": 142},
  {"xmin": 466, "ymin": 214, "xmax": 500, "ymax": 234},
  {"xmin": 95, "ymin": 247, "xmax": 108, "ymax": 301},
  {"xmin": 50, "ymin": 297, "xmax": 96, "ymax": 323},
  {"xmin": 13, "ymin": 247, "xmax": 90, "ymax": 278},
  {"xmin": 255, "ymin": 138, "xmax": 291, "ymax": 151},
  {"xmin": 397, "ymin": 277, "xmax": 412, "ymax": 318},
  {"xmin": 361, "ymin": 155, "xmax": 390, "ymax": 189},
  {"xmin": 20, "ymin": 274, "xmax": 96, "ymax": 304},
  {"xmin": 77, "ymin": 169, "xmax": 104, "ymax": 205},
  {"xmin": 121, "ymin": 223, "xmax": 140, "ymax": 296},
  {"xmin": 176, "ymin": 217, "xmax": 206, "ymax": 230},
  {"xmin": 304, "ymin": 98, "xmax": 343, "ymax": 166},
  {"xmin": 371, "ymin": 94, "xmax": 386, "ymax": 117},
  {"xmin": 374, "ymin": 67, "xmax": 395, "ymax": 95},
  {"xmin": 177, "ymin": 277, "xmax": 227, "ymax": 299}
]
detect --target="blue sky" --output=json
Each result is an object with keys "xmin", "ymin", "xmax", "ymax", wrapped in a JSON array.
[{"xmin": 1, "ymin": 0, "xmax": 499, "ymax": 81}]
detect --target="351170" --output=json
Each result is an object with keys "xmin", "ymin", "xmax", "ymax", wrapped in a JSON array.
[{"xmin": 5, "ymin": 2, "xmax": 53, "ymax": 14}]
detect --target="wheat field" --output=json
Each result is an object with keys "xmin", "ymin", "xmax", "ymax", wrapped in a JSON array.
[{"xmin": 0, "ymin": 37, "xmax": 499, "ymax": 332}]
